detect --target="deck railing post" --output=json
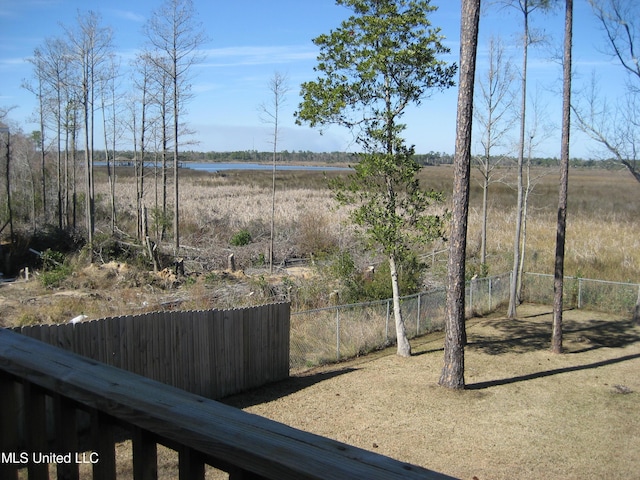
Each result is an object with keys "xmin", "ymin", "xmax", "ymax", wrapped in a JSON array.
[
  {"xmin": 24, "ymin": 381, "xmax": 48, "ymax": 480},
  {"xmin": 0, "ymin": 372, "xmax": 20, "ymax": 480},
  {"xmin": 179, "ymin": 447, "xmax": 205, "ymax": 480},
  {"xmin": 54, "ymin": 393, "xmax": 80, "ymax": 480},
  {"xmin": 91, "ymin": 410, "xmax": 116, "ymax": 480},
  {"xmin": 133, "ymin": 426, "xmax": 158, "ymax": 480}
]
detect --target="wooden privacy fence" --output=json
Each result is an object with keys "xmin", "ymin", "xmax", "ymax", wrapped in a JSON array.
[
  {"xmin": 11, "ymin": 303, "xmax": 290, "ymax": 399},
  {"xmin": 0, "ymin": 329, "xmax": 452, "ymax": 480}
]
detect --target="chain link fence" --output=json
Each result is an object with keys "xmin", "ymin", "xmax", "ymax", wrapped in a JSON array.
[
  {"xmin": 290, "ymin": 271, "xmax": 638, "ymax": 371},
  {"xmin": 522, "ymin": 272, "xmax": 640, "ymax": 316},
  {"xmin": 290, "ymin": 272, "xmax": 511, "ymax": 371}
]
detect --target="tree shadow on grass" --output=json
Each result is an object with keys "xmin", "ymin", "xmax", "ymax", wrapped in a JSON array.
[
  {"xmin": 468, "ymin": 315, "xmax": 640, "ymax": 356},
  {"xmin": 466, "ymin": 353, "xmax": 640, "ymax": 390},
  {"xmin": 220, "ymin": 368, "xmax": 358, "ymax": 409}
]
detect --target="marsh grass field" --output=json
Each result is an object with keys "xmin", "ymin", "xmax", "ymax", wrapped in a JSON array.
[
  {"xmin": 101, "ymin": 162, "xmax": 640, "ymax": 284},
  {"xmin": 1, "ymin": 163, "xmax": 638, "ymax": 326}
]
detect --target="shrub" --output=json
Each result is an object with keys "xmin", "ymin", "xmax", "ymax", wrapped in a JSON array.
[
  {"xmin": 323, "ymin": 250, "xmax": 426, "ymax": 304},
  {"xmin": 230, "ymin": 229, "xmax": 252, "ymax": 246},
  {"xmin": 38, "ymin": 249, "xmax": 72, "ymax": 289},
  {"xmin": 296, "ymin": 212, "xmax": 338, "ymax": 257},
  {"xmin": 355, "ymin": 254, "xmax": 425, "ymax": 302}
]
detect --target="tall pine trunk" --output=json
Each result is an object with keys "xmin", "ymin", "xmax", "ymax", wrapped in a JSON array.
[
  {"xmin": 439, "ymin": 0, "xmax": 480, "ymax": 389},
  {"xmin": 552, "ymin": 0, "xmax": 573, "ymax": 353}
]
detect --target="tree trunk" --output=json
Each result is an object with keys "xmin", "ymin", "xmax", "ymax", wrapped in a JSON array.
[
  {"xmin": 508, "ymin": 4, "xmax": 530, "ymax": 319},
  {"xmin": 173, "ymin": 53, "xmax": 180, "ymax": 253},
  {"xmin": 3, "ymin": 132, "xmax": 14, "ymax": 246},
  {"xmin": 518, "ymin": 157, "xmax": 532, "ymax": 297},
  {"xmin": 552, "ymin": 0, "xmax": 573, "ymax": 354},
  {"xmin": 439, "ymin": 0, "xmax": 480, "ymax": 389},
  {"xmin": 101, "ymin": 98, "xmax": 115, "ymax": 234},
  {"xmin": 71, "ymin": 113, "xmax": 77, "ymax": 230},
  {"xmin": 389, "ymin": 253, "xmax": 411, "ymax": 357},
  {"xmin": 38, "ymin": 76, "xmax": 47, "ymax": 224},
  {"xmin": 480, "ymin": 165, "xmax": 489, "ymax": 265},
  {"xmin": 161, "ymin": 89, "xmax": 168, "ymax": 242},
  {"xmin": 56, "ymin": 90, "xmax": 63, "ymax": 230}
]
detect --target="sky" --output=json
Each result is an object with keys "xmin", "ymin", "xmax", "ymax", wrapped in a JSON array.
[{"xmin": 0, "ymin": 0, "xmax": 631, "ymax": 158}]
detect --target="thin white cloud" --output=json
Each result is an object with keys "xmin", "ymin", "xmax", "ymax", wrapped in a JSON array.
[
  {"xmin": 0, "ymin": 0, "xmax": 61, "ymax": 18},
  {"xmin": 110, "ymin": 9, "xmax": 146, "ymax": 23},
  {"xmin": 191, "ymin": 82, "xmax": 222, "ymax": 94},
  {"xmin": 0, "ymin": 57, "xmax": 29, "ymax": 66},
  {"xmin": 200, "ymin": 45, "xmax": 317, "ymax": 68}
]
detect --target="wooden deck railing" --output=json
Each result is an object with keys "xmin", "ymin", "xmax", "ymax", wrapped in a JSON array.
[{"xmin": 0, "ymin": 329, "xmax": 453, "ymax": 480}]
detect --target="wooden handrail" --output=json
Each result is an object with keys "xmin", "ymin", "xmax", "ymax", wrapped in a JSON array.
[{"xmin": 0, "ymin": 329, "xmax": 454, "ymax": 480}]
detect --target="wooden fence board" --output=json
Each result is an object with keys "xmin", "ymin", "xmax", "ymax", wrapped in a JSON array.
[{"xmin": 10, "ymin": 303, "xmax": 290, "ymax": 400}]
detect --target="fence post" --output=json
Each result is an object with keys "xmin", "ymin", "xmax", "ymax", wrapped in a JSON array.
[
  {"xmin": 578, "ymin": 278, "xmax": 582, "ymax": 309},
  {"xmin": 416, "ymin": 293, "xmax": 421, "ymax": 336},
  {"xmin": 489, "ymin": 277, "xmax": 493, "ymax": 312},
  {"xmin": 385, "ymin": 300, "xmax": 390, "ymax": 343},
  {"xmin": 336, "ymin": 307, "xmax": 340, "ymax": 361}
]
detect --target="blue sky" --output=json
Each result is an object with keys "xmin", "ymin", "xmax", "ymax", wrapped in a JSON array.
[{"xmin": 0, "ymin": 0, "xmax": 629, "ymax": 158}]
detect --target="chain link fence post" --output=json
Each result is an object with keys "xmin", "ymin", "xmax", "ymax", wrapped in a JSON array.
[{"xmin": 336, "ymin": 307, "xmax": 340, "ymax": 361}]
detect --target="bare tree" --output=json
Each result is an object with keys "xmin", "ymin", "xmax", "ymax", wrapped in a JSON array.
[
  {"xmin": 26, "ymin": 36, "xmax": 73, "ymax": 230},
  {"xmin": 0, "ymin": 124, "xmax": 13, "ymax": 246},
  {"xmin": 2, "ymin": 128, "xmax": 38, "ymax": 236},
  {"xmin": 141, "ymin": 53, "xmax": 174, "ymax": 242},
  {"xmin": 439, "ymin": 0, "xmax": 481, "ymax": 389},
  {"xmin": 131, "ymin": 54, "xmax": 154, "ymax": 241},
  {"xmin": 473, "ymin": 36, "xmax": 516, "ymax": 267},
  {"xmin": 552, "ymin": 0, "xmax": 573, "ymax": 353},
  {"xmin": 573, "ymin": 0, "xmax": 640, "ymax": 184},
  {"xmin": 64, "ymin": 94, "xmax": 81, "ymax": 230},
  {"xmin": 23, "ymin": 51, "xmax": 50, "ymax": 224},
  {"xmin": 517, "ymin": 90, "xmax": 554, "ymax": 295},
  {"xmin": 50, "ymin": 38, "xmax": 72, "ymax": 231},
  {"xmin": 64, "ymin": 10, "xmax": 114, "ymax": 256},
  {"xmin": 259, "ymin": 72, "xmax": 290, "ymax": 274},
  {"xmin": 143, "ymin": 0, "xmax": 207, "ymax": 253},
  {"xmin": 99, "ymin": 54, "xmax": 121, "ymax": 233},
  {"xmin": 501, "ymin": 0, "xmax": 555, "ymax": 318}
]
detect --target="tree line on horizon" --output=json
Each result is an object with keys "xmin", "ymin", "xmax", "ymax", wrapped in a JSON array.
[{"xmin": 90, "ymin": 148, "xmax": 632, "ymax": 169}]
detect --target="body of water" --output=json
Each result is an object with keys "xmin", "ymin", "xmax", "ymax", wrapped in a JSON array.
[{"xmin": 185, "ymin": 162, "xmax": 351, "ymax": 172}]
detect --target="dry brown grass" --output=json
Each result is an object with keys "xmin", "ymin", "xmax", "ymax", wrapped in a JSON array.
[
  {"xmin": 95, "ymin": 165, "xmax": 640, "ymax": 282},
  {"xmin": 5, "ymin": 164, "xmax": 636, "ymax": 325},
  {"xmin": 220, "ymin": 305, "xmax": 640, "ymax": 480},
  {"xmin": 19, "ymin": 305, "xmax": 638, "ymax": 480}
]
